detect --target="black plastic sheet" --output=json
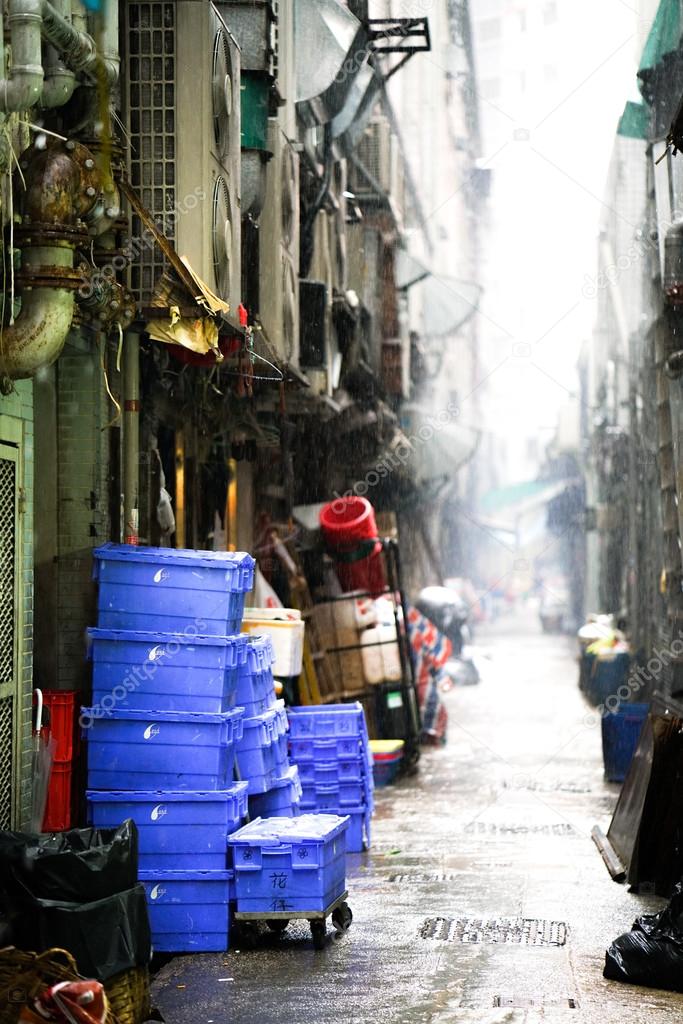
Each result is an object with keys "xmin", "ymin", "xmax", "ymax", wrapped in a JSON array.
[
  {"xmin": 0, "ymin": 821, "xmax": 138, "ymax": 904},
  {"xmin": 605, "ymin": 882, "xmax": 683, "ymax": 991},
  {"xmin": 415, "ymin": 586, "xmax": 468, "ymax": 652},
  {"xmin": 18, "ymin": 884, "xmax": 152, "ymax": 982}
]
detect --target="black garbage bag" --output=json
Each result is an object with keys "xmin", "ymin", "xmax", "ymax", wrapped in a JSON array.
[
  {"xmin": 12, "ymin": 884, "xmax": 152, "ymax": 982},
  {"xmin": 0, "ymin": 820, "xmax": 138, "ymax": 906},
  {"xmin": 604, "ymin": 882, "xmax": 683, "ymax": 991}
]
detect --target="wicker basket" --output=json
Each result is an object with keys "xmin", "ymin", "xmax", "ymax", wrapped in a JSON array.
[
  {"xmin": 105, "ymin": 966, "xmax": 151, "ymax": 1024},
  {"xmin": 0, "ymin": 947, "xmax": 79, "ymax": 1024},
  {"xmin": 0, "ymin": 949, "xmax": 152, "ymax": 1024}
]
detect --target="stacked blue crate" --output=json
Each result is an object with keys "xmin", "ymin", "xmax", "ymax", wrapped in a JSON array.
[
  {"xmin": 286, "ymin": 704, "xmax": 374, "ymax": 852},
  {"xmin": 236, "ymin": 635, "xmax": 302, "ymax": 818},
  {"xmin": 85, "ymin": 543, "xmax": 254, "ymax": 953}
]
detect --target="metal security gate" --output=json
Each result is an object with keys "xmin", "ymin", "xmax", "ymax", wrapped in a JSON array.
[{"xmin": 0, "ymin": 445, "xmax": 19, "ymax": 829}]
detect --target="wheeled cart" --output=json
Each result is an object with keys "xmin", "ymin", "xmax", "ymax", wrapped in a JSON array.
[{"xmin": 233, "ymin": 890, "xmax": 353, "ymax": 950}]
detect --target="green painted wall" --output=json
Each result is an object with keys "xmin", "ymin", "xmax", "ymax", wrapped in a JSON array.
[{"xmin": 0, "ymin": 379, "xmax": 34, "ymax": 829}]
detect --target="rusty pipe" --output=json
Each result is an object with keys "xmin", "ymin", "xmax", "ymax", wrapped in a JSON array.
[
  {"xmin": 0, "ymin": 0, "xmax": 44, "ymax": 113},
  {"xmin": 0, "ymin": 244, "xmax": 75, "ymax": 379},
  {"xmin": 41, "ymin": 0, "xmax": 117, "ymax": 86},
  {"xmin": 0, "ymin": 140, "xmax": 101, "ymax": 380}
]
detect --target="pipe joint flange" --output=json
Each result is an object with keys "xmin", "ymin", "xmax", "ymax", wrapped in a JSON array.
[
  {"xmin": 14, "ymin": 222, "xmax": 88, "ymax": 246},
  {"xmin": 15, "ymin": 264, "xmax": 85, "ymax": 290}
]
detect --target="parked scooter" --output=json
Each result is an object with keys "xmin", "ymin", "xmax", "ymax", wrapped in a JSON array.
[{"xmin": 415, "ymin": 586, "xmax": 480, "ymax": 684}]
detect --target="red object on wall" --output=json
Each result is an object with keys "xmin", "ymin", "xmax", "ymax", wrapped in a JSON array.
[
  {"xmin": 40, "ymin": 691, "xmax": 78, "ymax": 832},
  {"xmin": 42, "ymin": 690, "xmax": 78, "ymax": 763},
  {"xmin": 320, "ymin": 497, "xmax": 387, "ymax": 597},
  {"xmin": 43, "ymin": 763, "xmax": 75, "ymax": 832}
]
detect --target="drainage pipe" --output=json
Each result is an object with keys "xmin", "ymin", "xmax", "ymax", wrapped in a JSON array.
[
  {"xmin": 123, "ymin": 332, "xmax": 140, "ymax": 545},
  {"xmin": 41, "ymin": 0, "xmax": 117, "ymax": 85},
  {"xmin": 0, "ymin": 244, "xmax": 75, "ymax": 379},
  {"xmin": 0, "ymin": 0, "xmax": 44, "ymax": 113},
  {"xmin": 0, "ymin": 139, "xmax": 100, "ymax": 380},
  {"xmin": 41, "ymin": 0, "xmax": 76, "ymax": 107}
]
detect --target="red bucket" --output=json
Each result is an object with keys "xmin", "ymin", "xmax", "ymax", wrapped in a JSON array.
[{"xmin": 320, "ymin": 497, "xmax": 386, "ymax": 597}]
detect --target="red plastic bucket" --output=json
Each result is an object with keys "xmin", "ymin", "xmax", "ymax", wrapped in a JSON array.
[{"xmin": 320, "ymin": 497, "xmax": 386, "ymax": 596}]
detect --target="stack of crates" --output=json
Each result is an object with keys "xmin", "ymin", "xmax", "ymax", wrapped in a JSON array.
[
  {"xmin": 235, "ymin": 634, "xmax": 302, "ymax": 818},
  {"xmin": 287, "ymin": 704, "xmax": 374, "ymax": 852},
  {"xmin": 84, "ymin": 543, "xmax": 254, "ymax": 953}
]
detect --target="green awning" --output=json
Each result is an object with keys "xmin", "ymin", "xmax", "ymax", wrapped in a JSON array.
[
  {"xmin": 638, "ymin": 0, "xmax": 681, "ymax": 79},
  {"xmin": 617, "ymin": 100, "xmax": 649, "ymax": 140}
]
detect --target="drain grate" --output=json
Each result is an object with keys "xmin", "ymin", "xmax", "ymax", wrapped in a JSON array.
[
  {"xmin": 389, "ymin": 872, "xmax": 462, "ymax": 884},
  {"xmin": 420, "ymin": 917, "xmax": 568, "ymax": 946},
  {"xmin": 503, "ymin": 779, "xmax": 592, "ymax": 794},
  {"xmin": 463, "ymin": 822, "xmax": 577, "ymax": 836},
  {"xmin": 494, "ymin": 995, "xmax": 578, "ymax": 1009}
]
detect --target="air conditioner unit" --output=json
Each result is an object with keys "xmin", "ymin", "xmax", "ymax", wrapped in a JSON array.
[
  {"xmin": 258, "ymin": 121, "xmax": 299, "ymax": 365},
  {"xmin": 271, "ymin": 0, "xmax": 296, "ymax": 137},
  {"xmin": 330, "ymin": 161, "xmax": 348, "ymax": 293},
  {"xmin": 353, "ymin": 117, "xmax": 392, "ymax": 195},
  {"xmin": 175, "ymin": 1, "xmax": 241, "ymax": 313},
  {"xmin": 126, "ymin": 2, "xmax": 241, "ymax": 311}
]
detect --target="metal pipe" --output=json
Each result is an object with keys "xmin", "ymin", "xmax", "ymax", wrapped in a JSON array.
[
  {"xmin": 41, "ymin": 0, "xmax": 75, "ymax": 107},
  {"xmin": 0, "ymin": 245, "xmax": 75, "ymax": 379},
  {"xmin": 123, "ymin": 332, "xmax": 140, "ymax": 545},
  {"xmin": 40, "ymin": 0, "xmax": 119, "ymax": 86},
  {"xmin": 0, "ymin": 0, "xmax": 44, "ymax": 113},
  {"xmin": 70, "ymin": 0, "xmax": 86, "ymax": 34}
]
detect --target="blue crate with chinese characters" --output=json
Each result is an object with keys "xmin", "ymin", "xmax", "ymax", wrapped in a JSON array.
[{"xmin": 228, "ymin": 814, "xmax": 348, "ymax": 913}]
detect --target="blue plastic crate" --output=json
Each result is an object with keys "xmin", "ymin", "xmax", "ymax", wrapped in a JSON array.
[
  {"xmin": 601, "ymin": 703, "xmax": 649, "ymax": 782},
  {"xmin": 300, "ymin": 780, "xmax": 371, "ymax": 810},
  {"xmin": 236, "ymin": 701, "xmax": 288, "ymax": 786},
  {"xmin": 139, "ymin": 870, "xmax": 232, "ymax": 952},
  {"xmin": 93, "ymin": 544, "xmax": 255, "ymax": 636},
  {"xmin": 296, "ymin": 759, "xmax": 371, "ymax": 788},
  {"xmin": 229, "ymin": 814, "xmax": 348, "ymax": 913},
  {"xmin": 585, "ymin": 652, "xmax": 631, "ymax": 707},
  {"xmin": 88, "ymin": 629, "xmax": 248, "ymax": 714},
  {"xmin": 83, "ymin": 706, "xmax": 244, "ymax": 790},
  {"xmin": 248, "ymin": 765, "xmax": 302, "ymax": 819},
  {"xmin": 289, "ymin": 734, "xmax": 365, "ymax": 763},
  {"xmin": 87, "ymin": 785, "xmax": 248, "ymax": 869},
  {"xmin": 287, "ymin": 703, "xmax": 367, "ymax": 739},
  {"xmin": 236, "ymin": 636, "xmax": 277, "ymax": 717}
]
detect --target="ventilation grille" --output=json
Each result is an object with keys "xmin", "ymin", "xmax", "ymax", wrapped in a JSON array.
[
  {"xmin": 0, "ymin": 697, "xmax": 12, "ymax": 830},
  {"xmin": 0, "ymin": 452, "xmax": 14, "ymax": 830},
  {"xmin": 126, "ymin": 1, "xmax": 177, "ymax": 302},
  {"xmin": 0, "ymin": 456, "xmax": 15, "ymax": 691}
]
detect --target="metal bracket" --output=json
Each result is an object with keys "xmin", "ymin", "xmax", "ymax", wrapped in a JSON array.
[{"xmin": 367, "ymin": 18, "xmax": 431, "ymax": 79}]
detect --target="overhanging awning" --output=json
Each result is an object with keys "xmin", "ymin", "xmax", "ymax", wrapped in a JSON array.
[
  {"xmin": 639, "ymin": 0, "xmax": 681, "ymax": 79},
  {"xmin": 401, "ymin": 403, "xmax": 480, "ymax": 481},
  {"xmin": 617, "ymin": 100, "xmax": 649, "ymax": 140},
  {"xmin": 395, "ymin": 250, "xmax": 482, "ymax": 337}
]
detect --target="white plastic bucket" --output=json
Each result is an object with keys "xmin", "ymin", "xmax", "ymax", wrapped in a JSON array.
[{"xmin": 242, "ymin": 608, "xmax": 305, "ymax": 677}]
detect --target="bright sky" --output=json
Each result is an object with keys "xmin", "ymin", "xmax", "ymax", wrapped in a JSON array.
[{"xmin": 472, "ymin": 0, "xmax": 647, "ymax": 481}]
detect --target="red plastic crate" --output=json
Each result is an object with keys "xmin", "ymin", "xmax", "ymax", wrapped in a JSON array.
[
  {"xmin": 43, "ymin": 763, "xmax": 75, "ymax": 832},
  {"xmin": 41, "ymin": 691, "xmax": 78, "ymax": 764}
]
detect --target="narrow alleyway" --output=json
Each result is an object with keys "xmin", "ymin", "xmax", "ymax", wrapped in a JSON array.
[{"xmin": 152, "ymin": 609, "xmax": 683, "ymax": 1023}]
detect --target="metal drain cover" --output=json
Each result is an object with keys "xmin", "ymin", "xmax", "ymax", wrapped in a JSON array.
[
  {"xmin": 463, "ymin": 822, "xmax": 577, "ymax": 836},
  {"xmin": 494, "ymin": 995, "xmax": 578, "ymax": 1008},
  {"xmin": 419, "ymin": 916, "xmax": 568, "ymax": 946},
  {"xmin": 389, "ymin": 872, "xmax": 461, "ymax": 884}
]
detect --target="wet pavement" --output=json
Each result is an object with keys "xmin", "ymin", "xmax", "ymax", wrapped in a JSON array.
[{"xmin": 152, "ymin": 609, "xmax": 683, "ymax": 1023}]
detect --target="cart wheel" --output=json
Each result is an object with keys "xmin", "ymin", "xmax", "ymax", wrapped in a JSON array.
[
  {"xmin": 266, "ymin": 919, "xmax": 289, "ymax": 934},
  {"xmin": 235, "ymin": 922, "xmax": 258, "ymax": 949},
  {"xmin": 332, "ymin": 902, "xmax": 353, "ymax": 934},
  {"xmin": 310, "ymin": 920, "xmax": 327, "ymax": 950}
]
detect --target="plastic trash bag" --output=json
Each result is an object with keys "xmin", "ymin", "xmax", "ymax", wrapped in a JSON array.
[
  {"xmin": 0, "ymin": 821, "xmax": 138, "ymax": 905},
  {"xmin": 15, "ymin": 884, "xmax": 152, "ymax": 983},
  {"xmin": 604, "ymin": 881, "xmax": 683, "ymax": 991}
]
